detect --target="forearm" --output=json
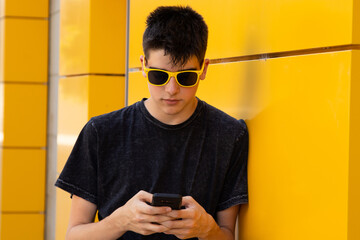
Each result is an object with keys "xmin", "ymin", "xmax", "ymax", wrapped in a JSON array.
[
  {"xmin": 200, "ymin": 226, "xmax": 234, "ymax": 240},
  {"xmin": 66, "ymin": 214, "xmax": 126, "ymax": 240},
  {"xmin": 199, "ymin": 216, "xmax": 234, "ymax": 240}
]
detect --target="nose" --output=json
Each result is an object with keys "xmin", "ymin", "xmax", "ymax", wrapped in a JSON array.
[{"xmin": 165, "ymin": 77, "xmax": 180, "ymax": 95}]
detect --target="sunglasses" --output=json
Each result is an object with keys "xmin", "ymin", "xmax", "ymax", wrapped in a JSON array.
[{"xmin": 142, "ymin": 60, "xmax": 205, "ymax": 87}]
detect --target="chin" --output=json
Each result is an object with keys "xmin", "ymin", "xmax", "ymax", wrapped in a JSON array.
[{"xmin": 162, "ymin": 107, "xmax": 181, "ymax": 116}]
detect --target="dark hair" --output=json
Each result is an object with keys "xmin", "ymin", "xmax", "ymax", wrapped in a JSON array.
[{"xmin": 143, "ymin": 6, "xmax": 208, "ymax": 66}]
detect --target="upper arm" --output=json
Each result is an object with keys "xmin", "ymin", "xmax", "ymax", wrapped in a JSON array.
[
  {"xmin": 216, "ymin": 205, "xmax": 240, "ymax": 236},
  {"xmin": 67, "ymin": 195, "xmax": 98, "ymax": 230}
]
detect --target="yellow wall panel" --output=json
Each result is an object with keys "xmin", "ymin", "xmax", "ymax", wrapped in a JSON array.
[
  {"xmin": 57, "ymin": 76, "xmax": 89, "ymax": 172},
  {"xmin": 0, "ymin": 18, "xmax": 48, "ymax": 83},
  {"xmin": 128, "ymin": 71, "xmax": 150, "ymax": 106},
  {"xmin": 88, "ymin": 76, "xmax": 125, "ymax": 117},
  {"xmin": 60, "ymin": 0, "xmax": 126, "ymax": 75},
  {"xmin": 0, "ymin": 19, "xmax": 4, "ymax": 83},
  {"xmin": 129, "ymin": 0, "xmax": 354, "ymax": 68},
  {"xmin": 1, "ymin": 0, "xmax": 48, "ymax": 18},
  {"xmin": 1, "ymin": 213, "xmax": 44, "ymax": 239},
  {"xmin": 0, "ymin": 1, "xmax": 4, "ymax": 17},
  {"xmin": 89, "ymin": 1, "xmax": 126, "ymax": 75},
  {"xmin": 1, "ymin": 149, "xmax": 45, "ymax": 212},
  {"xmin": 56, "ymin": 76, "xmax": 89, "ymax": 240},
  {"xmin": 59, "ymin": 0, "xmax": 90, "ymax": 75},
  {"xmin": 348, "ymin": 50, "xmax": 360, "ymax": 240},
  {"xmin": 197, "ymin": 60, "xmax": 267, "ymax": 119},
  {"xmin": 55, "ymin": 188, "xmax": 72, "ymax": 240},
  {"xmin": 0, "ymin": 81, "xmax": 3, "ymax": 147},
  {"xmin": 353, "ymin": 0, "xmax": 360, "ymax": 43},
  {"xmin": 211, "ymin": 51, "xmax": 350, "ymax": 240},
  {"xmin": 56, "ymin": 75, "xmax": 125, "ymax": 238},
  {"xmin": 3, "ymin": 83, "xmax": 47, "ymax": 147},
  {"xmin": 57, "ymin": 75, "xmax": 125, "ymax": 171}
]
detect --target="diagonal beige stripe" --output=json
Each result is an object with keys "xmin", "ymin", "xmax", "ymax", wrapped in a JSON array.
[
  {"xmin": 210, "ymin": 44, "xmax": 360, "ymax": 64},
  {"xmin": 61, "ymin": 73, "xmax": 126, "ymax": 78},
  {"xmin": 129, "ymin": 44, "xmax": 360, "ymax": 72}
]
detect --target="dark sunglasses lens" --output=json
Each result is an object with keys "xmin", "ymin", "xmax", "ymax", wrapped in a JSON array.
[
  {"xmin": 148, "ymin": 71, "xmax": 169, "ymax": 85},
  {"xmin": 177, "ymin": 72, "xmax": 198, "ymax": 86}
]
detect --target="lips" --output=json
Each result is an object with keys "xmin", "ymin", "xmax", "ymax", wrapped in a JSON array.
[{"xmin": 163, "ymin": 99, "xmax": 180, "ymax": 105}]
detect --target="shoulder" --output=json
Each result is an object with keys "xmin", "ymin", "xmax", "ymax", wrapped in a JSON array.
[
  {"xmin": 201, "ymin": 100, "xmax": 248, "ymax": 137},
  {"xmin": 88, "ymin": 102, "xmax": 140, "ymax": 132}
]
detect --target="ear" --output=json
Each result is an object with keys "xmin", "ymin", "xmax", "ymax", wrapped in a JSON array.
[
  {"xmin": 200, "ymin": 58, "xmax": 210, "ymax": 80},
  {"xmin": 140, "ymin": 55, "xmax": 147, "ymax": 78}
]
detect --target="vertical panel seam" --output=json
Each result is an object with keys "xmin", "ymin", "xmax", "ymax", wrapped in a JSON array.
[
  {"xmin": 124, "ymin": 0, "xmax": 130, "ymax": 107},
  {"xmin": 45, "ymin": 1, "xmax": 58, "ymax": 239}
]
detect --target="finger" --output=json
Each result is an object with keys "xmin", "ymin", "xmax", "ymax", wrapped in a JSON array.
[
  {"xmin": 164, "ymin": 208, "xmax": 195, "ymax": 219},
  {"xmin": 139, "ymin": 203, "xmax": 172, "ymax": 215},
  {"xmin": 163, "ymin": 209, "xmax": 182, "ymax": 219},
  {"xmin": 163, "ymin": 219, "xmax": 195, "ymax": 239},
  {"xmin": 136, "ymin": 222, "xmax": 170, "ymax": 235},
  {"xmin": 138, "ymin": 214, "xmax": 176, "ymax": 224},
  {"xmin": 161, "ymin": 218, "xmax": 191, "ymax": 229},
  {"xmin": 136, "ymin": 190, "xmax": 153, "ymax": 203},
  {"xmin": 181, "ymin": 196, "xmax": 196, "ymax": 207},
  {"xmin": 163, "ymin": 223, "xmax": 193, "ymax": 238},
  {"xmin": 135, "ymin": 191, "xmax": 171, "ymax": 215},
  {"xmin": 149, "ymin": 223, "xmax": 169, "ymax": 233}
]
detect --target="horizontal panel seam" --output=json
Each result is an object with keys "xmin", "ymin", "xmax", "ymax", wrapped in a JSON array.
[
  {"xmin": 60, "ymin": 73, "xmax": 126, "ymax": 78},
  {"xmin": 129, "ymin": 44, "xmax": 360, "ymax": 72},
  {"xmin": 0, "ymin": 81, "xmax": 48, "ymax": 85},
  {"xmin": 1, "ymin": 146, "xmax": 47, "ymax": 150},
  {"xmin": 0, "ymin": 16, "xmax": 48, "ymax": 21},
  {"xmin": 1, "ymin": 211, "xmax": 45, "ymax": 214}
]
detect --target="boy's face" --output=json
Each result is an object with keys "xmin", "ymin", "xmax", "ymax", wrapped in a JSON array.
[{"xmin": 141, "ymin": 49, "xmax": 209, "ymax": 125}]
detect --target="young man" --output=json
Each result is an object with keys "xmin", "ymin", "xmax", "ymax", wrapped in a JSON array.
[{"xmin": 56, "ymin": 6, "xmax": 248, "ymax": 240}]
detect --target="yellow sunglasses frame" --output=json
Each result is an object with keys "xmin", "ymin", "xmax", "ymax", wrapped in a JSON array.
[{"xmin": 142, "ymin": 60, "xmax": 205, "ymax": 88}]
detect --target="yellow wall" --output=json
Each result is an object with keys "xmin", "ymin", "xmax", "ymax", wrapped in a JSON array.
[
  {"xmin": 0, "ymin": 0, "xmax": 359, "ymax": 239},
  {"xmin": 128, "ymin": 0, "xmax": 355, "ymax": 69},
  {"xmin": 237, "ymin": 51, "xmax": 354, "ymax": 239},
  {"xmin": 0, "ymin": 0, "xmax": 48, "ymax": 239},
  {"xmin": 348, "ymin": 51, "xmax": 360, "ymax": 240},
  {"xmin": 56, "ymin": 0, "xmax": 127, "ymax": 239},
  {"xmin": 128, "ymin": 1, "xmax": 360, "ymax": 239}
]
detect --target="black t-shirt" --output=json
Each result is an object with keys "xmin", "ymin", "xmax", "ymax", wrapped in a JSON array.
[{"xmin": 55, "ymin": 98, "xmax": 248, "ymax": 240}]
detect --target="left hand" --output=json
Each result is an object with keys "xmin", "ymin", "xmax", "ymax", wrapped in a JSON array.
[{"xmin": 160, "ymin": 196, "xmax": 216, "ymax": 239}]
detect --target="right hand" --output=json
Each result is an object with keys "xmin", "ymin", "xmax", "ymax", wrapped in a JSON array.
[{"xmin": 109, "ymin": 190, "xmax": 174, "ymax": 235}]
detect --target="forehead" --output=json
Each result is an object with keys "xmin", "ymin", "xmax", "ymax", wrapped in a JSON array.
[{"xmin": 146, "ymin": 49, "xmax": 200, "ymax": 70}]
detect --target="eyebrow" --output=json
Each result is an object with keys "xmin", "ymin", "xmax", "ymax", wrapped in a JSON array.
[{"xmin": 149, "ymin": 66, "xmax": 198, "ymax": 71}]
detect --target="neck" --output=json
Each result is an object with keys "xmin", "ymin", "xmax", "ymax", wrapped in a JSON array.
[{"xmin": 144, "ymin": 97, "xmax": 198, "ymax": 125}]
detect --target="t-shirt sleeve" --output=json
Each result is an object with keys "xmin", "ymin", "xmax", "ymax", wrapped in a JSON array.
[
  {"xmin": 217, "ymin": 119, "xmax": 249, "ymax": 211},
  {"xmin": 55, "ymin": 119, "xmax": 98, "ymax": 205}
]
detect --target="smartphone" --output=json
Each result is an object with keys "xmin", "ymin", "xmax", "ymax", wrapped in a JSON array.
[{"xmin": 151, "ymin": 193, "xmax": 182, "ymax": 210}]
